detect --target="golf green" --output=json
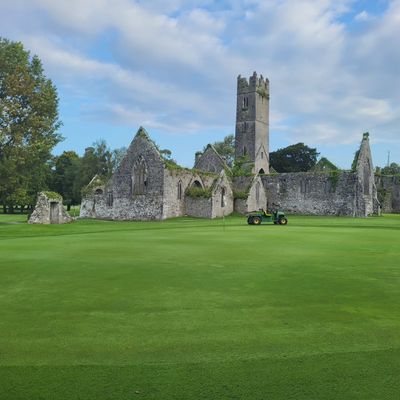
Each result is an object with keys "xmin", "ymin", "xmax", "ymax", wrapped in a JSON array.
[{"xmin": 1, "ymin": 214, "xmax": 399, "ymax": 399}]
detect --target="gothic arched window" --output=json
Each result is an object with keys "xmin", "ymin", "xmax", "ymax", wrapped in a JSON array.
[
  {"xmin": 221, "ymin": 187, "xmax": 226, "ymax": 207},
  {"xmin": 132, "ymin": 157, "xmax": 147, "ymax": 195}
]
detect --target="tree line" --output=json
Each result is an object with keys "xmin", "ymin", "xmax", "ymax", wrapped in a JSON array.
[{"xmin": 0, "ymin": 37, "xmax": 127, "ymax": 213}]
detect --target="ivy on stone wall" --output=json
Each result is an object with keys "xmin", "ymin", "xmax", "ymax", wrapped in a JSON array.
[
  {"xmin": 351, "ymin": 150, "xmax": 360, "ymax": 171},
  {"xmin": 328, "ymin": 170, "xmax": 341, "ymax": 192},
  {"xmin": 256, "ymin": 87, "xmax": 269, "ymax": 99},
  {"xmin": 81, "ymin": 176, "xmax": 107, "ymax": 197},
  {"xmin": 185, "ymin": 187, "xmax": 212, "ymax": 198},
  {"xmin": 233, "ymin": 190, "xmax": 249, "ymax": 200},
  {"xmin": 377, "ymin": 187, "xmax": 390, "ymax": 204}
]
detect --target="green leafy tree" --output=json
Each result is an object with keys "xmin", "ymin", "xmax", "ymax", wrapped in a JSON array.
[
  {"xmin": 0, "ymin": 38, "xmax": 62, "ymax": 212},
  {"xmin": 312, "ymin": 157, "xmax": 338, "ymax": 172},
  {"xmin": 112, "ymin": 147, "xmax": 127, "ymax": 172},
  {"xmin": 381, "ymin": 162, "xmax": 400, "ymax": 176},
  {"xmin": 270, "ymin": 143, "xmax": 319, "ymax": 173},
  {"xmin": 231, "ymin": 155, "xmax": 253, "ymax": 176},
  {"xmin": 203, "ymin": 134, "xmax": 235, "ymax": 167},
  {"xmin": 51, "ymin": 151, "xmax": 81, "ymax": 210},
  {"xmin": 77, "ymin": 140, "xmax": 115, "ymax": 191}
]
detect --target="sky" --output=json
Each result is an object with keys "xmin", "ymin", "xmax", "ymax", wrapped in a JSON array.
[{"xmin": 1, "ymin": 0, "xmax": 399, "ymax": 169}]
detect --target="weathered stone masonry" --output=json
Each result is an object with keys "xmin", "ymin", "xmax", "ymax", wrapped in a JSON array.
[{"xmin": 80, "ymin": 72, "xmax": 381, "ymax": 221}]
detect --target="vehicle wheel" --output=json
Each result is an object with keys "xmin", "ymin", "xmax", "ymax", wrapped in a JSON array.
[
  {"xmin": 253, "ymin": 216, "xmax": 262, "ymax": 225},
  {"xmin": 247, "ymin": 216, "xmax": 254, "ymax": 225},
  {"xmin": 279, "ymin": 217, "xmax": 288, "ymax": 225}
]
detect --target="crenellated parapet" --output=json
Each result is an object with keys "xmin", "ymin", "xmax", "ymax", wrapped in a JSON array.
[{"xmin": 237, "ymin": 71, "xmax": 269, "ymax": 95}]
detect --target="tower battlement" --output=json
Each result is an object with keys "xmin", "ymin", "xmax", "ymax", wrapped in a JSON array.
[{"xmin": 237, "ymin": 71, "xmax": 269, "ymax": 94}]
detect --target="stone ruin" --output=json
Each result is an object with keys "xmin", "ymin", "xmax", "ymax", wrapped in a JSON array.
[
  {"xmin": 28, "ymin": 192, "xmax": 73, "ymax": 224},
  {"xmin": 80, "ymin": 72, "xmax": 382, "ymax": 221}
]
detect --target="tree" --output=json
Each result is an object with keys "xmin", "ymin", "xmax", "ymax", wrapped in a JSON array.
[
  {"xmin": 112, "ymin": 147, "xmax": 127, "ymax": 172},
  {"xmin": 51, "ymin": 151, "xmax": 81, "ymax": 210},
  {"xmin": 270, "ymin": 143, "xmax": 319, "ymax": 173},
  {"xmin": 312, "ymin": 157, "xmax": 338, "ymax": 172},
  {"xmin": 381, "ymin": 162, "xmax": 400, "ymax": 176},
  {"xmin": 203, "ymin": 134, "xmax": 235, "ymax": 167},
  {"xmin": 77, "ymin": 140, "xmax": 115, "ymax": 190},
  {"xmin": 0, "ymin": 38, "xmax": 62, "ymax": 212}
]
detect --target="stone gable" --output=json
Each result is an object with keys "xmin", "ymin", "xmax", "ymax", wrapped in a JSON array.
[{"xmin": 194, "ymin": 145, "xmax": 229, "ymax": 174}]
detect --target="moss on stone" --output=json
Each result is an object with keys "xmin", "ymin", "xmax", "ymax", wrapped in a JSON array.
[
  {"xmin": 256, "ymin": 87, "xmax": 269, "ymax": 99},
  {"xmin": 42, "ymin": 191, "xmax": 62, "ymax": 201},
  {"xmin": 81, "ymin": 176, "xmax": 107, "ymax": 197},
  {"xmin": 328, "ymin": 170, "xmax": 342, "ymax": 192}
]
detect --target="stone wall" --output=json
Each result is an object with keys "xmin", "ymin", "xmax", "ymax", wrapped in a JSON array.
[
  {"xmin": 185, "ymin": 196, "xmax": 212, "ymax": 218},
  {"xmin": 355, "ymin": 133, "xmax": 378, "ymax": 216},
  {"xmin": 375, "ymin": 175, "xmax": 400, "ymax": 213},
  {"xmin": 210, "ymin": 171, "xmax": 234, "ymax": 218},
  {"xmin": 162, "ymin": 168, "xmax": 194, "ymax": 219},
  {"xmin": 262, "ymin": 172, "xmax": 359, "ymax": 216},
  {"xmin": 194, "ymin": 145, "xmax": 228, "ymax": 174},
  {"xmin": 233, "ymin": 175, "xmax": 267, "ymax": 214},
  {"xmin": 80, "ymin": 128, "xmax": 165, "ymax": 220},
  {"xmin": 234, "ymin": 199, "xmax": 247, "ymax": 214}
]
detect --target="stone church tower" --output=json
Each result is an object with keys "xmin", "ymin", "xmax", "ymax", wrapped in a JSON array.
[{"xmin": 235, "ymin": 71, "xmax": 269, "ymax": 174}]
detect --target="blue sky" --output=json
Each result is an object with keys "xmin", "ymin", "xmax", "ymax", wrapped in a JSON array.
[{"xmin": 1, "ymin": 0, "xmax": 399, "ymax": 168}]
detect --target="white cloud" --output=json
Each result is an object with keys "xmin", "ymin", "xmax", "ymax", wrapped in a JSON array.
[
  {"xmin": 355, "ymin": 10, "xmax": 372, "ymax": 22},
  {"xmin": 1, "ymin": 0, "xmax": 399, "ymax": 164}
]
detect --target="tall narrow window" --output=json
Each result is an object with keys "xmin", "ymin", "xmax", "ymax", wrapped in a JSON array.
[
  {"xmin": 243, "ymin": 146, "xmax": 247, "ymax": 156},
  {"xmin": 221, "ymin": 187, "xmax": 226, "ymax": 207},
  {"xmin": 242, "ymin": 97, "xmax": 249, "ymax": 108},
  {"xmin": 107, "ymin": 191, "xmax": 113, "ymax": 207},
  {"xmin": 132, "ymin": 157, "xmax": 147, "ymax": 195},
  {"xmin": 177, "ymin": 181, "xmax": 182, "ymax": 200},
  {"xmin": 300, "ymin": 179, "xmax": 308, "ymax": 194}
]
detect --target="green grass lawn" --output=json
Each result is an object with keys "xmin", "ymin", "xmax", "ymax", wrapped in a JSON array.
[{"xmin": 0, "ymin": 214, "xmax": 399, "ymax": 399}]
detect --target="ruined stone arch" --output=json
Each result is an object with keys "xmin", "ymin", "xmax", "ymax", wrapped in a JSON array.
[
  {"xmin": 192, "ymin": 180, "xmax": 203, "ymax": 188},
  {"xmin": 132, "ymin": 156, "xmax": 148, "ymax": 195},
  {"xmin": 94, "ymin": 188, "xmax": 103, "ymax": 195}
]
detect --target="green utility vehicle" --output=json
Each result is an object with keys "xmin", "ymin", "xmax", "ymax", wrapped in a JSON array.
[{"xmin": 247, "ymin": 209, "xmax": 288, "ymax": 225}]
